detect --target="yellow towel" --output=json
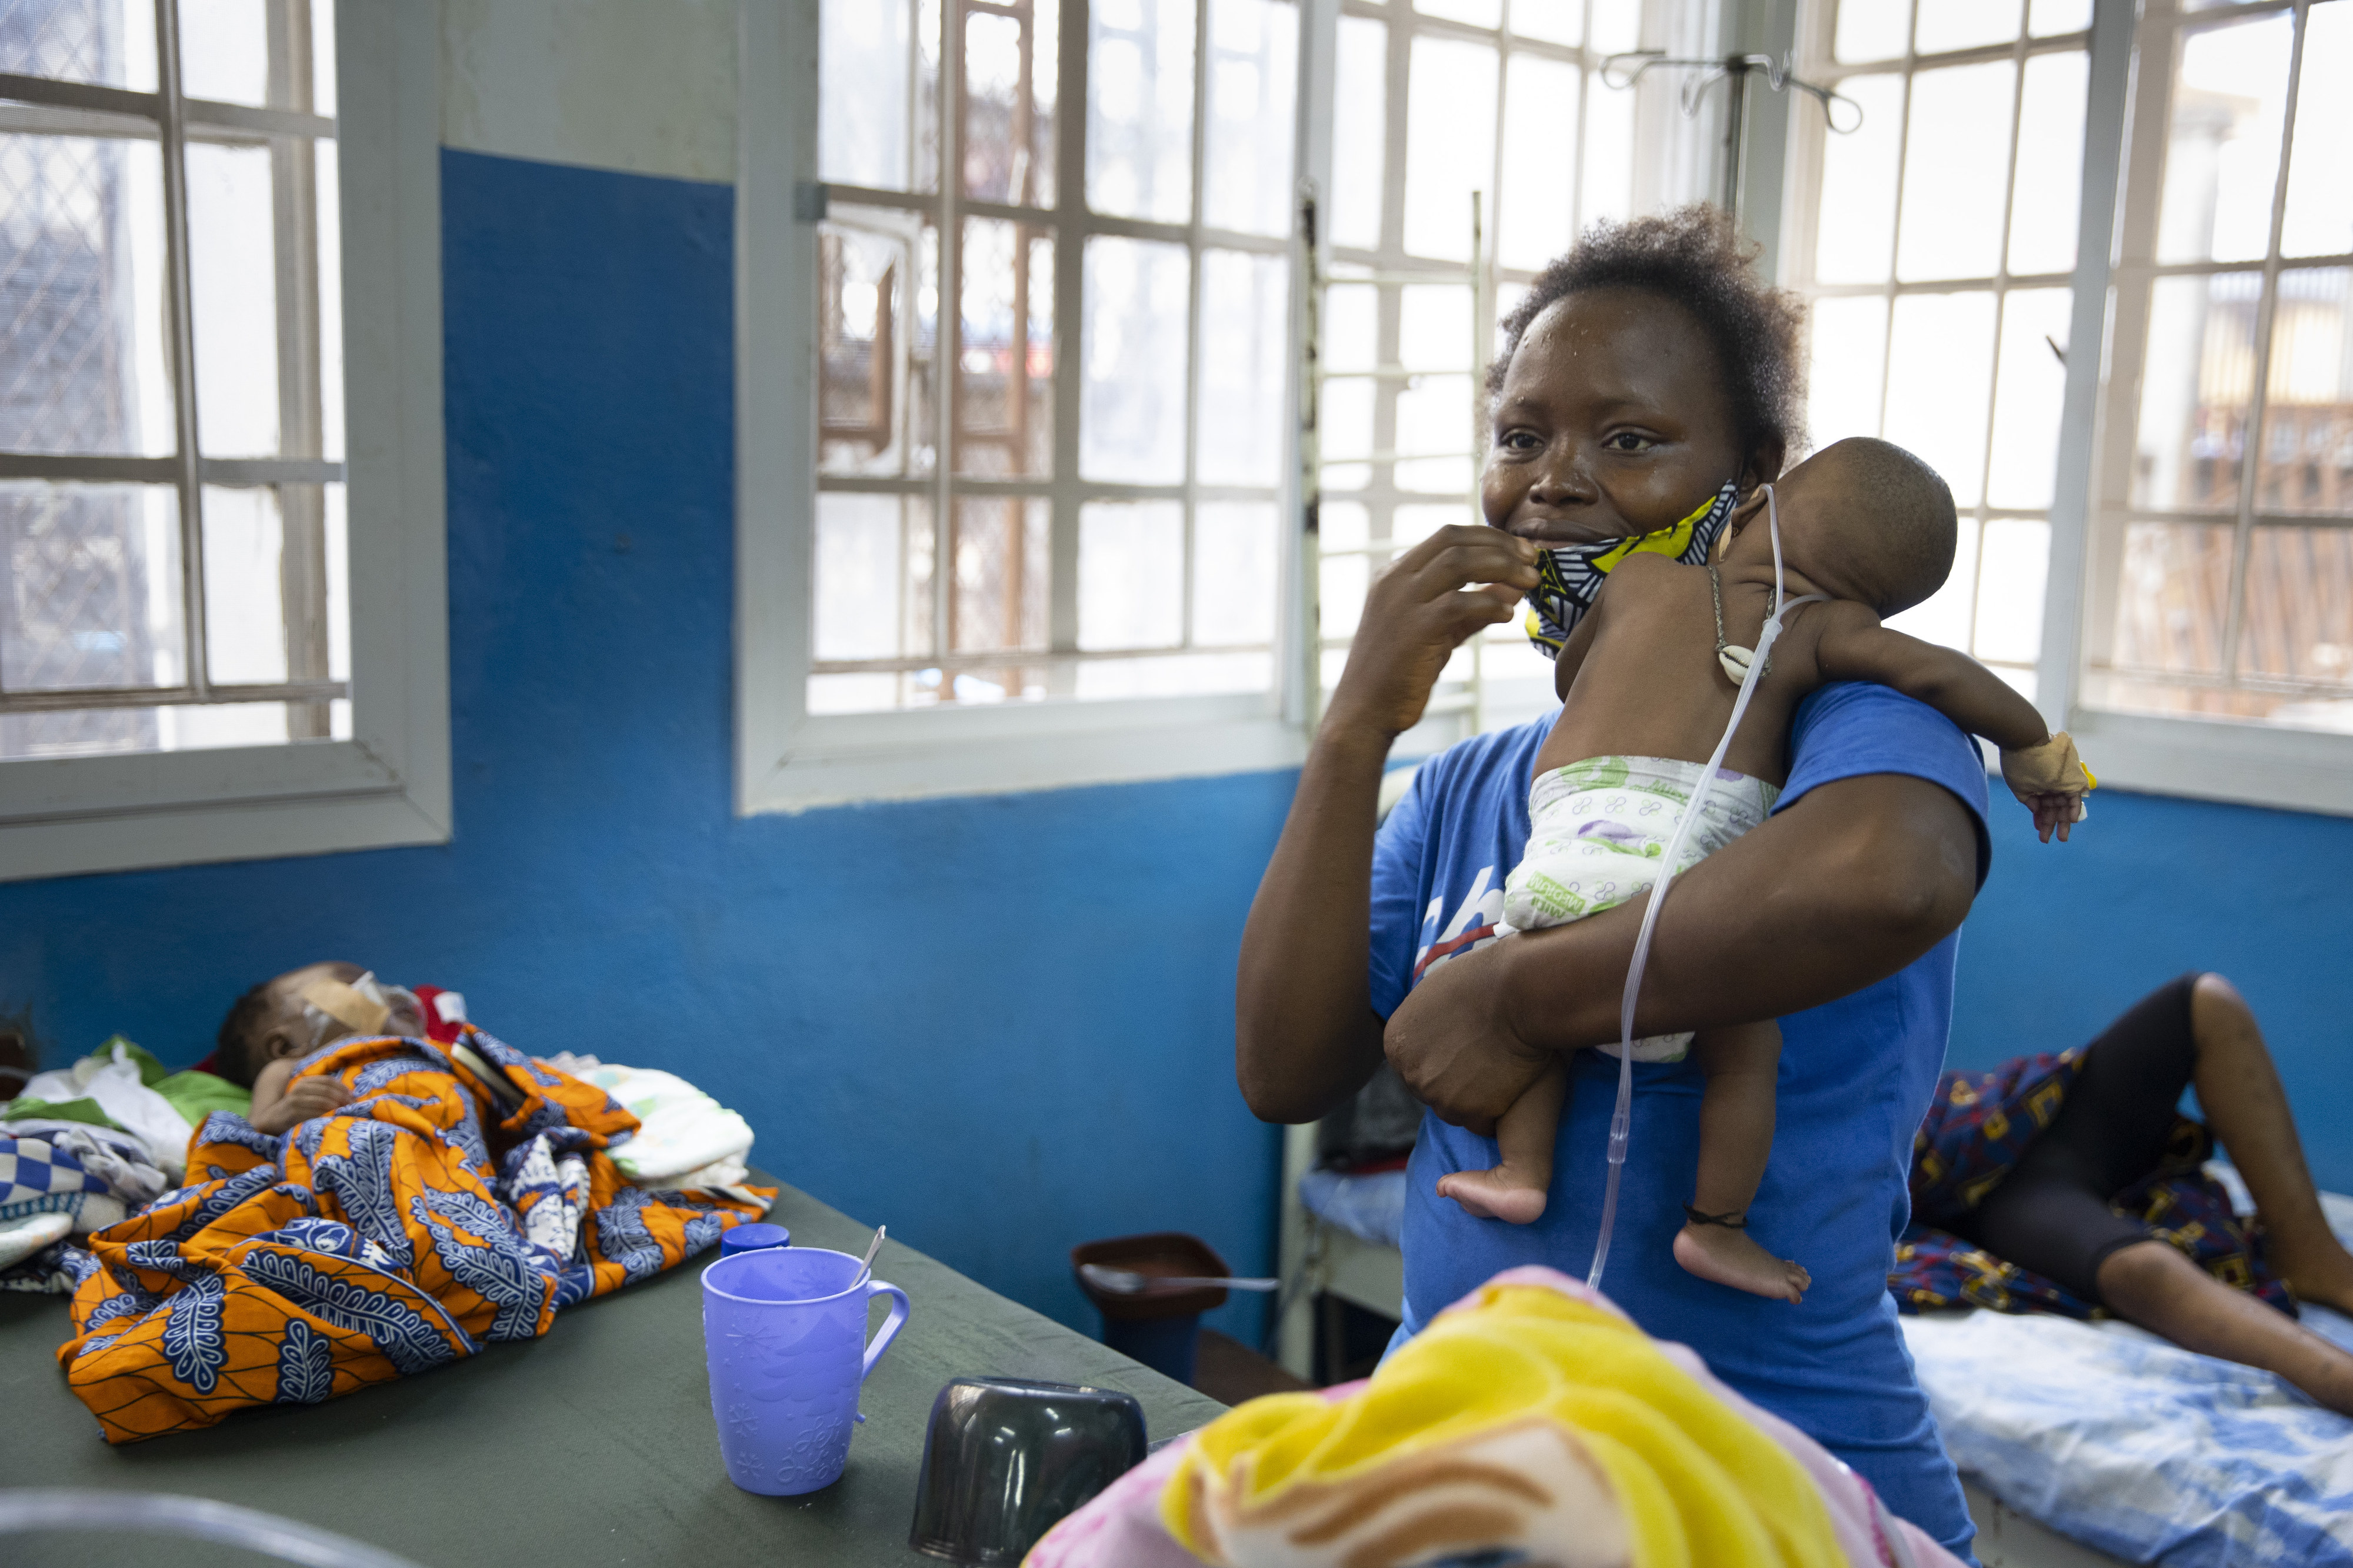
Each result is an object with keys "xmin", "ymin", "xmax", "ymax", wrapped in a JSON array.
[{"xmin": 1162, "ymin": 1280, "xmax": 1844, "ymax": 1568}]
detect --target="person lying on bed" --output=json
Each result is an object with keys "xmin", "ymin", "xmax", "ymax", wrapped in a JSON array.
[
  {"xmin": 214, "ymin": 961, "xmax": 424, "ymax": 1133},
  {"xmin": 1899, "ymin": 971, "xmax": 2353, "ymax": 1416}
]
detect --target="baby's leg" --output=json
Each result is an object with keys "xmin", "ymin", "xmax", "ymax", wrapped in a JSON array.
[
  {"xmin": 1436, "ymin": 1060, "xmax": 1567, "ymax": 1225},
  {"xmin": 1671, "ymin": 1022, "xmax": 1812, "ymax": 1302}
]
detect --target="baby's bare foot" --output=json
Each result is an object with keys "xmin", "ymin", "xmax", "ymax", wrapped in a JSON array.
[
  {"xmin": 1437, "ymin": 1169, "xmax": 1549, "ymax": 1225},
  {"xmin": 1672, "ymin": 1222, "xmax": 1809, "ymax": 1303}
]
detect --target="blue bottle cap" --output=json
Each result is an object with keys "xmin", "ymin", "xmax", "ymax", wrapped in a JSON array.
[{"xmin": 720, "ymin": 1222, "xmax": 791, "ymax": 1256}]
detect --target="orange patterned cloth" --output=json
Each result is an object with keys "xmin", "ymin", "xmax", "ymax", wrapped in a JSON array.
[{"xmin": 55, "ymin": 1027, "xmax": 772, "ymax": 1443}]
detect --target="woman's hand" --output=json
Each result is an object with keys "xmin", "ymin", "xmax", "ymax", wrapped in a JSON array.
[
  {"xmin": 1324, "ymin": 525, "xmax": 1540, "ymax": 742},
  {"xmin": 1383, "ymin": 939, "xmax": 1554, "ymax": 1137}
]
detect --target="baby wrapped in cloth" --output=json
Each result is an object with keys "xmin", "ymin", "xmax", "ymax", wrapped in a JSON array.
[{"xmin": 1026, "ymin": 1268, "xmax": 1965, "ymax": 1568}]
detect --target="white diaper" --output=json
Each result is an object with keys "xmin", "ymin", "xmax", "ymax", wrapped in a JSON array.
[{"xmin": 1498, "ymin": 755, "xmax": 1779, "ymax": 1062}]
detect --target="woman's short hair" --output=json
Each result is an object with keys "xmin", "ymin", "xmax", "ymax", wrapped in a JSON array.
[{"xmin": 1487, "ymin": 205, "xmax": 1809, "ymax": 466}]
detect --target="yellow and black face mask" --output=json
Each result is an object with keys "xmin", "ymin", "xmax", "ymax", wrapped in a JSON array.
[{"xmin": 1522, "ymin": 481, "xmax": 1741, "ymax": 659}]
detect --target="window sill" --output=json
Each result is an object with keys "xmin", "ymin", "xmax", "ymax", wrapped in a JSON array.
[{"xmin": 2067, "ymin": 707, "xmax": 2353, "ymax": 819}]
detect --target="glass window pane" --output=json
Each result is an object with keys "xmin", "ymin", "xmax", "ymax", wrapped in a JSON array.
[
  {"xmin": 1888, "ymin": 515, "xmax": 1980, "ymax": 650},
  {"xmin": 1986, "ymin": 287, "xmax": 2072, "ymax": 509},
  {"xmin": 1202, "ymin": 0, "xmax": 1298, "ymax": 237},
  {"xmin": 2155, "ymin": 12, "xmax": 2294, "ymax": 266},
  {"xmin": 1512, "ymin": 0, "xmax": 1582, "ymax": 47},
  {"xmin": 1329, "ymin": 16, "xmax": 1385, "ymax": 251},
  {"xmin": 962, "ymin": 0, "xmax": 1058, "ymax": 206},
  {"xmin": 201, "ymin": 484, "xmax": 285, "ymax": 684},
  {"xmin": 1198, "ymin": 248, "xmax": 1288, "ymax": 486},
  {"xmin": 1579, "ymin": 64, "xmax": 1635, "ymax": 230},
  {"xmin": 820, "ymin": 211, "xmax": 935, "ymax": 478},
  {"xmin": 2009, "ymin": 49, "xmax": 2087, "ymax": 278},
  {"xmin": 1896, "ymin": 61, "xmax": 2015, "ymax": 283},
  {"xmin": 1914, "ymin": 0, "xmax": 2020, "ymax": 55},
  {"xmin": 1807, "ymin": 293, "xmax": 1888, "ymax": 448},
  {"xmin": 186, "ymin": 141, "xmax": 279, "ymax": 456},
  {"xmin": 323, "ymin": 479, "xmax": 345, "ymax": 680},
  {"xmin": 2131, "ymin": 271, "xmax": 2261, "ymax": 513},
  {"xmin": 822, "ymin": 0, "xmax": 926, "ymax": 192},
  {"xmin": 2112, "ymin": 520, "xmax": 2234, "ymax": 675},
  {"xmin": 0, "ymin": 480, "xmax": 182, "ymax": 695},
  {"xmin": 1499, "ymin": 52, "xmax": 1579, "ymax": 272},
  {"xmin": 1320, "ymin": 547, "xmax": 1368, "ymax": 639},
  {"xmin": 957, "ymin": 219, "xmax": 1053, "ymax": 478},
  {"xmin": 2239, "ymin": 524, "xmax": 2353, "ymax": 686},
  {"xmin": 2257, "ymin": 267, "xmax": 2352, "ymax": 516},
  {"xmin": 1398, "ymin": 283, "xmax": 1468, "ymax": 371},
  {"xmin": 2282, "ymin": 1, "xmax": 2353, "ymax": 258},
  {"xmin": 178, "ymin": 0, "xmax": 268, "ymax": 106},
  {"xmin": 1973, "ymin": 517, "xmax": 2049, "ymax": 664},
  {"xmin": 1087, "ymin": 0, "xmax": 1195, "ymax": 224},
  {"xmin": 1835, "ymin": 0, "xmax": 1910, "ymax": 65},
  {"xmin": 1812, "ymin": 72, "xmax": 1904, "ymax": 285},
  {"xmin": 315, "ymin": 138, "xmax": 341, "ymax": 464},
  {"xmin": 1417, "ymin": 0, "xmax": 1500, "ymax": 25},
  {"xmin": 1885, "ymin": 292, "xmax": 1997, "ymax": 506},
  {"xmin": 309, "ymin": 0, "xmax": 333, "ymax": 118},
  {"xmin": 1080, "ymin": 235, "xmax": 1189, "ymax": 482},
  {"xmin": 814, "ymin": 492, "xmax": 933, "ymax": 664},
  {"xmin": 1402, "ymin": 35, "xmax": 1498, "ymax": 262},
  {"xmin": 1395, "ymin": 374, "xmax": 1477, "ymax": 495},
  {"xmin": 1078, "ymin": 500, "xmax": 1184, "ymax": 649},
  {"xmin": 1319, "ymin": 373, "xmax": 1373, "ymax": 489},
  {"xmin": 2, "ymin": 0, "xmax": 158, "ymax": 89},
  {"xmin": 1321, "ymin": 281, "xmax": 1377, "ymax": 373},
  {"xmin": 1195, "ymin": 501, "xmax": 1276, "ymax": 645},
  {"xmin": 0, "ymin": 135, "xmax": 172, "ymax": 458},
  {"xmin": 1588, "ymin": 0, "xmax": 1640, "ymax": 54},
  {"xmin": 2029, "ymin": 0, "xmax": 2091, "ymax": 37},
  {"xmin": 953, "ymin": 496, "xmax": 1047, "ymax": 652}
]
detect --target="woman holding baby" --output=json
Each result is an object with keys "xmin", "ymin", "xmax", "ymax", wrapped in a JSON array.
[{"xmin": 1238, "ymin": 209, "xmax": 1991, "ymax": 1556}]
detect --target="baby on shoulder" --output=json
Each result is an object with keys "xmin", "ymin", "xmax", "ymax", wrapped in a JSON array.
[{"xmin": 1435, "ymin": 437, "xmax": 2094, "ymax": 1303}]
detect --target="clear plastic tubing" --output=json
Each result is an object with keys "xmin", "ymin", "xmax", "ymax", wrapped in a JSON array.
[
  {"xmin": 1587, "ymin": 486, "xmax": 1822, "ymax": 1290},
  {"xmin": 0, "ymin": 1489, "xmax": 426, "ymax": 1568}
]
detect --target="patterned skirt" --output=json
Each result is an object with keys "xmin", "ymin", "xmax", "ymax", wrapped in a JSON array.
[{"xmin": 1891, "ymin": 1049, "xmax": 2294, "ymax": 1319}]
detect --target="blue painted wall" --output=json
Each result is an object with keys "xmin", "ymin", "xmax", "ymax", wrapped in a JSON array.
[
  {"xmin": 1953, "ymin": 787, "xmax": 2353, "ymax": 1193},
  {"xmin": 0, "ymin": 149, "xmax": 1288, "ymax": 1342}
]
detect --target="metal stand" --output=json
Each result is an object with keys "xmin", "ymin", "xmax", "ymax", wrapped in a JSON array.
[{"xmin": 1601, "ymin": 51, "xmax": 1862, "ymax": 227}]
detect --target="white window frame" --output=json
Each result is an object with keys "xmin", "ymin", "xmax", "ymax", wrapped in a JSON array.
[
  {"xmin": 0, "ymin": 2, "xmax": 449, "ymax": 880},
  {"xmin": 2034, "ymin": 0, "xmax": 2353, "ymax": 816},
  {"xmin": 736, "ymin": 0, "xmax": 1308, "ymax": 814}
]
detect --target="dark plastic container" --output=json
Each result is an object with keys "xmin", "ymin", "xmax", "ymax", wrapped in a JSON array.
[{"xmin": 1070, "ymin": 1232, "xmax": 1229, "ymax": 1386}]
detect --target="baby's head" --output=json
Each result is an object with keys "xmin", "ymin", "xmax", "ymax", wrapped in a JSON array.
[
  {"xmin": 1727, "ymin": 437, "xmax": 1956, "ymax": 617},
  {"xmin": 215, "ymin": 962, "xmax": 421, "ymax": 1087}
]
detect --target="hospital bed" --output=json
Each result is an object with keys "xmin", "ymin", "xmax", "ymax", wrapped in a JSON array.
[{"xmin": 1278, "ymin": 1142, "xmax": 2353, "ymax": 1566}]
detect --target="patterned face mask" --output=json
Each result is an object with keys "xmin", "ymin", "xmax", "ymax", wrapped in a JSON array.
[{"xmin": 1522, "ymin": 480, "xmax": 1743, "ymax": 659}]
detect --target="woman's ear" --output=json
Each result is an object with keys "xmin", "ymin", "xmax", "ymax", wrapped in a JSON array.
[
  {"xmin": 1721, "ymin": 486, "xmax": 1771, "ymax": 549},
  {"xmin": 1740, "ymin": 439, "xmax": 1787, "ymax": 493}
]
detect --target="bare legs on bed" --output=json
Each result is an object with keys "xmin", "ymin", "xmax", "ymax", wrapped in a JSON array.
[
  {"xmin": 2092, "ymin": 973, "xmax": 2353, "ymax": 1417},
  {"xmin": 2186, "ymin": 975, "xmax": 2353, "ymax": 1319}
]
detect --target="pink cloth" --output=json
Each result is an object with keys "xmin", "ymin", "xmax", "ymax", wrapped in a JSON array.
[{"xmin": 1026, "ymin": 1267, "xmax": 1964, "ymax": 1568}]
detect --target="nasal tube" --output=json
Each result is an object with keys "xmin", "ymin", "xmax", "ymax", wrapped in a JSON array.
[{"xmin": 1587, "ymin": 485, "xmax": 1820, "ymax": 1289}]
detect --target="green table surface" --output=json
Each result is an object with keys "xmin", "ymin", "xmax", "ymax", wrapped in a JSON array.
[{"xmin": 0, "ymin": 1180, "xmax": 1228, "ymax": 1566}]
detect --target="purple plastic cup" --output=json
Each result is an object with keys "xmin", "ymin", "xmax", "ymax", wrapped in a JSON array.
[{"xmin": 701, "ymin": 1246, "xmax": 912, "ymax": 1496}]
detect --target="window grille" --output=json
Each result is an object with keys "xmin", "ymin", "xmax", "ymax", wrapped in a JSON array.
[
  {"xmin": 1788, "ymin": 0, "xmax": 2095, "ymax": 703},
  {"xmin": 2082, "ymin": 0, "xmax": 2353, "ymax": 734},
  {"xmin": 0, "ymin": 0, "xmax": 343, "ymax": 762},
  {"xmin": 809, "ymin": 0, "xmax": 1297, "ymax": 713},
  {"xmin": 1311, "ymin": 0, "xmax": 1647, "ymax": 748}
]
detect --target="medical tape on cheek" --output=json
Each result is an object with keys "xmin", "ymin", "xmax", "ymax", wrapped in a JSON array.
[{"xmin": 298, "ymin": 978, "xmax": 391, "ymax": 1037}]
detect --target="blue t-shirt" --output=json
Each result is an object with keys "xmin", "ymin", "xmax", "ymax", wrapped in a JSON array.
[{"xmin": 1369, "ymin": 683, "xmax": 1989, "ymax": 1559}]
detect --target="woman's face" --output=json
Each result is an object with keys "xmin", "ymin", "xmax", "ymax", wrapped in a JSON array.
[{"xmin": 1482, "ymin": 287, "xmax": 1776, "ymax": 546}]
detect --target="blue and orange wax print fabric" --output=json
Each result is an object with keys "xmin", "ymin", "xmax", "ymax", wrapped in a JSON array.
[
  {"xmin": 1891, "ymin": 1049, "xmax": 2291, "ymax": 1319},
  {"xmin": 55, "ymin": 1027, "xmax": 772, "ymax": 1443}
]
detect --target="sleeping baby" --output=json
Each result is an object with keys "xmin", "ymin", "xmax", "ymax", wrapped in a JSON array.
[
  {"xmin": 214, "ymin": 962, "xmax": 425, "ymax": 1133},
  {"xmin": 1435, "ymin": 438, "xmax": 2094, "ymax": 1303}
]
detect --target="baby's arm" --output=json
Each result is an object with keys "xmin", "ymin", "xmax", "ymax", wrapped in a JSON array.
[
  {"xmin": 1811, "ymin": 603, "xmax": 2092, "ymax": 840},
  {"xmin": 246, "ymin": 1057, "xmax": 352, "ymax": 1135}
]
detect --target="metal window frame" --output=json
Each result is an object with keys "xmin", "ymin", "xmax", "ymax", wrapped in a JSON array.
[
  {"xmin": 1785, "ymin": 0, "xmax": 2097, "ymax": 687},
  {"xmin": 0, "ymin": 1, "xmax": 451, "ymax": 878},
  {"xmin": 2045, "ymin": 0, "xmax": 2353, "ymax": 816},
  {"xmin": 1310, "ymin": 0, "xmax": 1658, "ymax": 758},
  {"xmin": 738, "ymin": 0, "xmax": 1305, "ymax": 813},
  {"xmin": 0, "ymin": 2, "xmax": 345, "ymax": 730}
]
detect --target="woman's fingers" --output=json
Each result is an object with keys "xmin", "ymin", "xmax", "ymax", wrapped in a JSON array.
[{"xmin": 1397, "ymin": 526, "xmax": 1541, "ymax": 597}]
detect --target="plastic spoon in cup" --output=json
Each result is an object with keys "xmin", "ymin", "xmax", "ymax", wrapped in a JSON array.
[
  {"xmin": 1079, "ymin": 1263, "xmax": 1279, "ymax": 1295},
  {"xmin": 854, "ymin": 1225, "xmax": 886, "ymax": 1285}
]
